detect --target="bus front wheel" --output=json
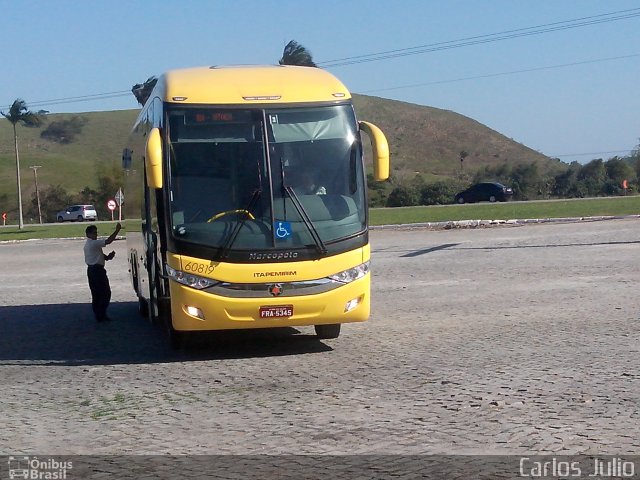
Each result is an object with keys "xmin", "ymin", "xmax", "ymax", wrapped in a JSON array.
[
  {"xmin": 138, "ymin": 297, "xmax": 149, "ymax": 317},
  {"xmin": 314, "ymin": 324, "xmax": 341, "ymax": 339},
  {"xmin": 167, "ymin": 323, "xmax": 188, "ymax": 350},
  {"xmin": 159, "ymin": 298, "xmax": 186, "ymax": 350}
]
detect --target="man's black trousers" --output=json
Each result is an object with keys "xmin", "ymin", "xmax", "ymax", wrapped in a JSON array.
[{"xmin": 87, "ymin": 264, "xmax": 111, "ymax": 321}]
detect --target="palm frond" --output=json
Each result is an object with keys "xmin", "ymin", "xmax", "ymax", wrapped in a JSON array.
[
  {"xmin": 279, "ymin": 40, "xmax": 317, "ymax": 67},
  {"xmin": 1, "ymin": 99, "xmax": 45, "ymax": 126},
  {"xmin": 131, "ymin": 76, "xmax": 158, "ymax": 106},
  {"xmin": 22, "ymin": 111, "xmax": 45, "ymax": 128}
]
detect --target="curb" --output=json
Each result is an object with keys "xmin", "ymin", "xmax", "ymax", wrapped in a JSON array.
[
  {"xmin": 370, "ymin": 214, "xmax": 640, "ymax": 231},
  {"xmin": 0, "ymin": 235, "xmax": 125, "ymax": 245}
]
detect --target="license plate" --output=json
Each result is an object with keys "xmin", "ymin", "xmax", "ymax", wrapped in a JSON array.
[{"xmin": 259, "ymin": 305, "xmax": 293, "ymax": 318}]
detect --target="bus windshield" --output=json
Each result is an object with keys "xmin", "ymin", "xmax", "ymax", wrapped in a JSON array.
[{"xmin": 167, "ymin": 104, "xmax": 366, "ymax": 255}]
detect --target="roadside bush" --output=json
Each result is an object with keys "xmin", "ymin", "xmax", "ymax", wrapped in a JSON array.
[
  {"xmin": 419, "ymin": 181, "xmax": 460, "ymax": 205},
  {"xmin": 40, "ymin": 116, "xmax": 88, "ymax": 144},
  {"xmin": 602, "ymin": 179, "xmax": 623, "ymax": 196},
  {"xmin": 386, "ymin": 185, "xmax": 419, "ymax": 207},
  {"xmin": 367, "ymin": 173, "xmax": 392, "ymax": 207}
]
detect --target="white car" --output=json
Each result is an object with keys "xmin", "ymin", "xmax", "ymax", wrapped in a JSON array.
[{"xmin": 56, "ymin": 204, "xmax": 98, "ymax": 222}]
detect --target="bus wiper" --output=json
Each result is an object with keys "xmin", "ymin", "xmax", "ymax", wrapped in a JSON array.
[
  {"xmin": 279, "ymin": 158, "xmax": 327, "ymax": 255},
  {"xmin": 219, "ymin": 188, "xmax": 262, "ymax": 259},
  {"xmin": 285, "ymin": 185, "xmax": 327, "ymax": 255}
]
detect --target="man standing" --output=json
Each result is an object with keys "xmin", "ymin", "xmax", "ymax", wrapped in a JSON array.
[{"xmin": 84, "ymin": 222, "xmax": 122, "ymax": 322}]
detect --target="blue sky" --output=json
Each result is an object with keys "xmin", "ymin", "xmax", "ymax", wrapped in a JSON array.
[{"xmin": 1, "ymin": 0, "xmax": 639, "ymax": 164}]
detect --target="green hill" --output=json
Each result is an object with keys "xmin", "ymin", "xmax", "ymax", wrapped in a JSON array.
[
  {"xmin": 0, "ymin": 110, "xmax": 137, "ymax": 193},
  {"xmin": 0, "ymin": 95, "xmax": 561, "ymax": 219},
  {"xmin": 352, "ymin": 94, "xmax": 561, "ymax": 178}
]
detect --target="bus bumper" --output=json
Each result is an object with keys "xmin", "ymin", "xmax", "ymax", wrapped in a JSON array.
[{"xmin": 168, "ymin": 275, "xmax": 370, "ymax": 331}]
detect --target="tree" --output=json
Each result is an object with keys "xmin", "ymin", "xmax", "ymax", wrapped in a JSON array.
[
  {"xmin": 40, "ymin": 116, "xmax": 88, "ymax": 144},
  {"xmin": 77, "ymin": 166, "xmax": 124, "ymax": 220},
  {"xmin": 631, "ymin": 142, "xmax": 640, "ymax": 181},
  {"xmin": 30, "ymin": 184, "xmax": 73, "ymax": 223},
  {"xmin": 94, "ymin": 174, "xmax": 122, "ymax": 219},
  {"xmin": 1, "ymin": 99, "xmax": 46, "ymax": 229},
  {"xmin": 578, "ymin": 159, "xmax": 606, "ymax": 196},
  {"xmin": 279, "ymin": 40, "xmax": 317, "ymax": 67},
  {"xmin": 552, "ymin": 161, "xmax": 581, "ymax": 197},
  {"xmin": 510, "ymin": 162, "xmax": 542, "ymax": 200},
  {"xmin": 605, "ymin": 157, "xmax": 635, "ymax": 185},
  {"xmin": 131, "ymin": 76, "xmax": 158, "ymax": 106}
]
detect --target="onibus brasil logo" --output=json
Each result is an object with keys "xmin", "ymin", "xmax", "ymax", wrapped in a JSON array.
[{"xmin": 7, "ymin": 457, "xmax": 72, "ymax": 479}]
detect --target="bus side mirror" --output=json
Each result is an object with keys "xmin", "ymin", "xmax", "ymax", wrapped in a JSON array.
[
  {"xmin": 145, "ymin": 128, "xmax": 163, "ymax": 189},
  {"xmin": 359, "ymin": 121, "xmax": 389, "ymax": 181}
]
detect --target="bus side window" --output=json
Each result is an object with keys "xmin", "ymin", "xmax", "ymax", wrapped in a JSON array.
[{"xmin": 349, "ymin": 151, "xmax": 358, "ymax": 194}]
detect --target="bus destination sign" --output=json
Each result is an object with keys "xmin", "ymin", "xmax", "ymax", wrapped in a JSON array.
[{"xmin": 185, "ymin": 110, "xmax": 251, "ymax": 125}]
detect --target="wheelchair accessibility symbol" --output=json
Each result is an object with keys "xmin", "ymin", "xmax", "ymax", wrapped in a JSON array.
[{"xmin": 275, "ymin": 221, "xmax": 292, "ymax": 239}]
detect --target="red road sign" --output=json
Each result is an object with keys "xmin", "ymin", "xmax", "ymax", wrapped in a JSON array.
[{"xmin": 107, "ymin": 199, "xmax": 117, "ymax": 211}]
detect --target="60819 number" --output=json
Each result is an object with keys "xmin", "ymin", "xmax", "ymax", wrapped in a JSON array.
[{"xmin": 183, "ymin": 262, "xmax": 215, "ymax": 275}]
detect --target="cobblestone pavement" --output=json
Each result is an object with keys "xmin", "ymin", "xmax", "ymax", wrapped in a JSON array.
[{"xmin": 0, "ymin": 218, "xmax": 639, "ymax": 455}]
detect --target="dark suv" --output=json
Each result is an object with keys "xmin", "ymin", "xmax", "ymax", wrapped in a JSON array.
[{"xmin": 454, "ymin": 182, "xmax": 513, "ymax": 204}]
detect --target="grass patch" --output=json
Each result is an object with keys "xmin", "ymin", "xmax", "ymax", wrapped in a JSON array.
[
  {"xmin": 370, "ymin": 196, "xmax": 640, "ymax": 226},
  {"xmin": 0, "ymin": 221, "xmax": 123, "ymax": 241},
  {"xmin": 0, "ymin": 198, "xmax": 637, "ymax": 241},
  {"xmin": 88, "ymin": 393, "xmax": 139, "ymax": 421}
]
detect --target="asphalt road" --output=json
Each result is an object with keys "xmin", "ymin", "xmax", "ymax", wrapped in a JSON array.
[{"xmin": 0, "ymin": 218, "xmax": 639, "ymax": 457}]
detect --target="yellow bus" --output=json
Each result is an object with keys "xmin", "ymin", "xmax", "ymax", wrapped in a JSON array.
[{"xmin": 123, "ymin": 65, "xmax": 389, "ymax": 348}]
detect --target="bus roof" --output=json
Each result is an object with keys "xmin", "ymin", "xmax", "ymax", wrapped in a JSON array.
[{"xmin": 155, "ymin": 65, "xmax": 352, "ymax": 105}]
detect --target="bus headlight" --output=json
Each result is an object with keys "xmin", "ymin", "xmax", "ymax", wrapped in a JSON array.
[
  {"xmin": 166, "ymin": 265, "xmax": 218, "ymax": 290},
  {"xmin": 328, "ymin": 261, "xmax": 370, "ymax": 284},
  {"xmin": 344, "ymin": 295, "xmax": 363, "ymax": 313},
  {"xmin": 184, "ymin": 305, "xmax": 205, "ymax": 319}
]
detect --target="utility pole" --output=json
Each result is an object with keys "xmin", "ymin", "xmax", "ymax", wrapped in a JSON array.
[
  {"xmin": 30, "ymin": 165, "xmax": 43, "ymax": 224},
  {"xmin": 14, "ymin": 129, "xmax": 24, "ymax": 229}
]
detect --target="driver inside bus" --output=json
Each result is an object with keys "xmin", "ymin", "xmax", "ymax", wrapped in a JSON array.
[{"xmin": 295, "ymin": 171, "xmax": 326, "ymax": 195}]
